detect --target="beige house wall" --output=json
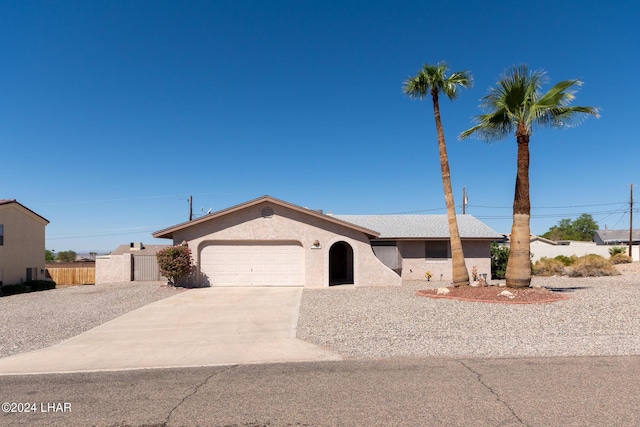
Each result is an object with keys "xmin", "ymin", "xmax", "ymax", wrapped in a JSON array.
[
  {"xmin": 170, "ymin": 201, "xmax": 401, "ymax": 287},
  {"xmin": 398, "ymin": 240, "xmax": 492, "ymax": 282},
  {"xmin": 0, "ymin": 203, "xmax": 47, "ymax": 285}
]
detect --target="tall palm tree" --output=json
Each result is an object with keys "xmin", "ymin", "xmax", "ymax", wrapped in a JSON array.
[
  {"xmin": 403, "ymin": 62, "xmax": 472, "ymax": 287},
  {"xmin": 460, "ymin": 65, "xmax": 599, "ymax": 288}
]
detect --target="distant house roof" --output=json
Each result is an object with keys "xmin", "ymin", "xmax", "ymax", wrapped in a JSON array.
[
  {"xmin": 0, "ymin": 199, "xmax": 49, "ymax": 224},
  {"xmin": 333, "ymin": 214, "xmax": 502, "ymax": 240},
  {"xmin": 594, "ymin": 229, "xmax": 640, "ymax": 245},
  {"xmin": 110, "ymin": 243, "xmax": 170, "ymax": 256},
  {"xmin": 529, "ymin": 235, "xmax": 560, "ymax": 245}
]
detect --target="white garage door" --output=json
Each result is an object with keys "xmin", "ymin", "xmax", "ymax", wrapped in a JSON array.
[{"xmin": 200, "ymin": 241, "xmax": 304, "ymax": 286}]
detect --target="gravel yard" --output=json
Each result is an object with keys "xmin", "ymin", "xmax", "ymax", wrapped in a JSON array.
[
  {"xmin": 297, "ymin": 269, "xmax": 640, "ymax": 359},
  {"xmin": 0, "ymin": 282, "xmax": 182, "ymax": 358},
  {"xmin": 2, "ymin": 265, "xmax": 640, "ymax": 361}
]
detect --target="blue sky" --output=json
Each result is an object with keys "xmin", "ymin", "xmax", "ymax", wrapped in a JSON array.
[{"xmin": 2, "ymin": 0, "xmax": 637, "ymax": 252}]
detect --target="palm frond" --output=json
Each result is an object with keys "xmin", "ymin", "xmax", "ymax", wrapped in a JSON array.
[
  {"xmin": 459, "ymin": 110, "xmax": 513, "ymax": 142},
  {"xmin": 461, "ymin": 64, "xmax": 598, "ymax": 140},
  {"xmin": 403, "ymin": 62, "xmax": 472, "ymax": 101},
  {"xmin": 402, "ymin": 73, "xmax": 429, "ymax": 100}
]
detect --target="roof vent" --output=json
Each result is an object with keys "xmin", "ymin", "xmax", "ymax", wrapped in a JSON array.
[{"xmin": 261, "ymin": 207, "xmax": 274, "ymax": 218}]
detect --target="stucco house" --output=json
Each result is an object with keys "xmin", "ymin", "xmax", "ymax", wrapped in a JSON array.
[
  {"xmin": 152, "ymin": 195, "xmax": 501, "ymax": 287},
  {"xmin": 0, "ymin": 199, "xmax": 49, "ymax": 285}
]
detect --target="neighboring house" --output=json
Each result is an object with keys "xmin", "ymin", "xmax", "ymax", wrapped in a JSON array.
[
  {"xmin": 95, "ymin": 242, "xmax": 169, "ymax": 284},
  {"xmin": 0, "ymin": 199, "xmax": 49, "ymax": 285},
  {"xmin": 502, "ymin": 234, "xmax": 639, "ymax": 261},
  {"xmin": 594, "ymin": 229, "xmax": 640, "ymax": 246},
  {"xmin": 152, "ymin": 195, "xmax": 502, "ymax": 287}
]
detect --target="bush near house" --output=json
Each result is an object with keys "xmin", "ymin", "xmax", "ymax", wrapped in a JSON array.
[
  {"xmin": 568, "ymin": 255, "xmax": 620, "ymax": 277},
  {"xmin": 25, "ymin": 280, "xmax": 57, "ymax": 291},
  {"xmin": 608, "ymin": 246, "xmax": 628, "ymax": 256},
  {"xmin": 0, "ymin": 280, "xmax": 56, "ymax": 296},
  {"xmin": 1, "ymin": 284, "xmax": 28, "ymax": 296},
  {"xmin": 491, "ymin": 242, "xmax": 509, "ymax": 279},
  {"xmin": 491, "ymin": 242, "xmax": 535, "ymax": 279},
  {"xmin": 156, "ymin": 245, "xmax": 193, "ymax": 286},
  {"xmin": 554, "ymin": 255, "xmax": 577, "ymax": 266},
  {"xmin": 610, "ymin": 253, "xmax": 632, "ymax": 264},
  {"xmin": 533, "ymin": 254, "xmax": 621, "ymax": 277},
  {"xmin": 533, "ymin": 257, "xmax": 565, "ymax": 276}
]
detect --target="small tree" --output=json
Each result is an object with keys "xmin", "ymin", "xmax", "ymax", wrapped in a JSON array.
[
  {"xmin": 156, "ymin": 245, "xmax": 192, "ymax": 286},
  {"xmin": 543, "ymin": 214, "xmax": 598, "ymax": 241},
  {"xmin": 56, "ymin": 250, "xmax": 77, "ymax": 262},
  {"xmin": 45, "ymin": 249, "xmax": 55, "ymax": 262}
]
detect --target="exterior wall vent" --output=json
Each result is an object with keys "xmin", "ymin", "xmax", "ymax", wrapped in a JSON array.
[{"xmin": 261, "ymin": 207, "xmax": 274, "ymax": 218}]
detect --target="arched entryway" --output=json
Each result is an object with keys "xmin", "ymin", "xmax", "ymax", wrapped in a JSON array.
[{"xmin": 329, "ymin": 241, "xmax": 354, "ymax": 285}]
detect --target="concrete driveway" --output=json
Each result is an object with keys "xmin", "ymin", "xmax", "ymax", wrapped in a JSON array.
[{"xmin": 0, "ymin": 287, "xmax": 341, "ymax": 375}]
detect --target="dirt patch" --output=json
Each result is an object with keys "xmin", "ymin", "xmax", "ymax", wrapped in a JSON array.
[
  {"xmin": 615, "ymin": 261, "xmax": 640, "ymax": 275},
  {"xmin": 416, "ymin": 285, "xmax": 569, "ymax": 304}
]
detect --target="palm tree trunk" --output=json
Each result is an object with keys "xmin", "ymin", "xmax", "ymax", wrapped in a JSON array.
[
  {"xmin": 431, "ymin": 89, "xmax": 469, "ymax": 287},
  {"xmin": 506, "ymin": 123, "xmax": 531, "ymax": 288}
]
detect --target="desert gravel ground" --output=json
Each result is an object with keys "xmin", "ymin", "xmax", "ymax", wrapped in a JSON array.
[
  {"xmin": 297, "ymin": 263, "xmax": 640, "ymax": 359},
  {"xmin": 0, "ymin": 282, "xmax": 182, "ymax": 358},
  {"xmin": 2, "ymin": 264, "xmax": 640, "ymax": 360}
]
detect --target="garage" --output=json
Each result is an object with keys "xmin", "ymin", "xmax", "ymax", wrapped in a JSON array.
[
  {"xmin": 152, "ymin": 196, "xmax": 402, "ymax": 287},
  {"xmin": 200, "ymin": 241, "xmax": 304, "ymax": 286}
]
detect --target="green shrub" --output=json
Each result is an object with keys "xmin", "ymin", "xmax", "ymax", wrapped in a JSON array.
[
  {"xmin": 610, "ymin": 253, "xmax": 632, "ymax": 265},
  {"xmin": 1, "ymin": 284, "xmax": 28, "ymax": 296},
  {"xmin": 534, "ymin": 257, "xmax": 566, "ymax": 276},
  {"xmin": 568, "ymin": 254, "xmax": 620, "ymax": 277},
  {"xmin": 608, "ymin": 246, "xmax": 628, "ymax": 256},
  {"xmin": 554, "ymin": 255, "xmax": 577, "ymax": 266},
  {"xmin": 24, "ymin": 280, "xmax": 57, "ymax": 291},
  {"xmin": 157, "ymin": 245, "xmax": 193, "ymax": 286},
  {"xmin": 491, "ymin": 242, "xmax": 509, "ymax": 279}
]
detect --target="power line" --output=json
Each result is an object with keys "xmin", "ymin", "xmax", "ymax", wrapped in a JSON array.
[
  {"xmin": 468, "ymin": 201, "xmax": 626, "ymax": 210},
  {"xmin": 47, "ymin": 229, "xmax": 159, "ymax": 240}
]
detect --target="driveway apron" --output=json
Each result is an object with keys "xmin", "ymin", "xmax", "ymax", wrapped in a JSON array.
[{"xmin": 0, "ymin": 287, "xmax": 341, "ymax": 375}]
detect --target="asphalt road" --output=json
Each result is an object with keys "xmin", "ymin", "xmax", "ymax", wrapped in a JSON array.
[{"xmin": 1, "ymin": 356, "xmax": 639, "ymax": 427}]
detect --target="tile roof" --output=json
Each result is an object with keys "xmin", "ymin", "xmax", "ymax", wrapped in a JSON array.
[{"xmin": 333, "ymin": 214, "xmax": 502, "ymax": 239}]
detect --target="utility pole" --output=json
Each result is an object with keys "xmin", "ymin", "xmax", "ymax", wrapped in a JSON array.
[
  {"xmin": 462, "ymin": 187, "xmax": 467, "ymax": 214},
  {"xmin": 630, "ymin": 185, "xmax": 634, "ymax": 260},
  {"xmin": 189, "ymin": 195, "xmax": 193, "ymax": 221}
]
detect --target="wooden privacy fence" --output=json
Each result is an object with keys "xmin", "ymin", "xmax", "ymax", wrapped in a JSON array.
[{"xmin": 46, "ymin": 263, "xmax": 96, "ymax": 285}]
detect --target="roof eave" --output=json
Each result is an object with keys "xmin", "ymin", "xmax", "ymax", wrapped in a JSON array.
[
  {"xmin": 152, "ymin": 195, "xmax": 380, "ymax": 240},
  {"xmin": 0, "ymin": 199, "xmax": 49, "ymax": 224}
]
